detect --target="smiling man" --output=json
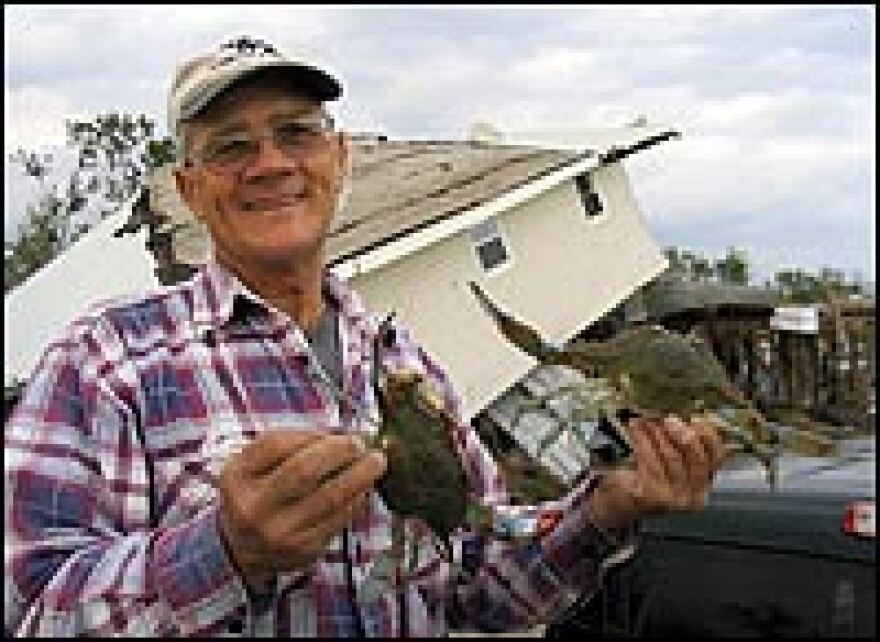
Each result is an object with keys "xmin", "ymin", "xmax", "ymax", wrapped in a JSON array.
[{"xmin": 5, "ymin": 36, "xmax": 727, "ymax": 637}]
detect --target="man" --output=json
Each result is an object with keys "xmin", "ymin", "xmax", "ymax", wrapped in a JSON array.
[{"xmin": 5, "ymin": 36, "xmax": 727, "ymax": 637}]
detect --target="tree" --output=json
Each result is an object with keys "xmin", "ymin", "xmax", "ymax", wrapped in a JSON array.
[
  {"xmin": 5, "ymin": 112, "xmax": 175, "ymax": 293},
  {"xmin": 714, "ymin": 246, "xmax": 749, "ymax": 285},
  {"xmin": 691, "ymin": 255, "xmax": 714, "ymax": 283},
  {"xmin": 773, "ymin": 266, "xmax": 867, "ymax": 304},
  {"xmin": 818, "ymin": 266, "xmax": 864, "ymax": 299},
  {"xmin": 663, "ymin": 247, "xmax": 689, "ymax": 280},
  {"xmin": 677, "ymin": 249, "xmax": 697, "ymax": 281},
  {"xmin": 663, "ymin": 246, "xmax": 724, "ymax": 283},
  {"xmin": 5, "ymin": 192, "xmax": 72, "ymax": 292},
  {"xmin": 774, "ymin": 268, "xmax": 823, "ymax": 303}
]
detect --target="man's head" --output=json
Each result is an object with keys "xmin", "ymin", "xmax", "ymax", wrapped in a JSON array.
[{"xmin": 170, "ymin": 36, "xmax": 350, "ymax": 273}]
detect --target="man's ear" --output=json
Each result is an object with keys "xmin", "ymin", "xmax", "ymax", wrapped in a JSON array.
[
  {"xmin": 174, "ymin": 166, "xmax": 205, "ymax": 222},
  {"xmin": 337, "ymin": 132, "xmax": 352, "ymax": 186}
]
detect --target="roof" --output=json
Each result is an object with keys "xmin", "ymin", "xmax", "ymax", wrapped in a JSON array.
[
  {"xmin": 643, "ymin": 276, "xmax": 781, "ymax": 319},
  {"xmin": 328, "ymin": 139, "xmax": 583, "ymax": 267},
  {"xmin": 485, "ymin": 364, "xmax": 624, "ymax": 485}
]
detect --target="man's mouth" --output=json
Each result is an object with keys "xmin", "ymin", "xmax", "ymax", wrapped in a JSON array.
[{"xmin": 241, "ymin": 193, "xmax": 308, "ymax": 212}]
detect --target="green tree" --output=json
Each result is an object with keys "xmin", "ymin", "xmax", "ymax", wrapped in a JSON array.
[
  {"xmin": 818, "ymin": 266, "xmax": 863, "ymax": 299},
  {"xmin": 663, "ymin": 247, "xmax": 724, "ymax": 283},
  {"xmin": 4, "ymin": 192, "xmax": 72, "ymax": 291},
  {"xmin": 5, "ymin": 112, "xmax": 175, "ymax": 293},
  {"xmin": 773, "ymin": 266, "xmax": 866, "ymax": 304},
  {"xmin": 664, "ymin": 247, "xmax": 684, "ymax": 273},
  {"xmin": 691, "ymin": 255, "xmax": 714, "ymax": 283},
  {"xmin": 774, "ymin": 268, "xmax": 823, "ymax": 303},
  {"xmin": 663, "ymin": 247, "xmax": 690, "ymax": 281},
  {"xmin": 715, "ymin": 246, "xmax": 749, "ymax": 285},
  {"xmin": 676, "ymin": 249, "xmax": 696, "ymax": 281}
]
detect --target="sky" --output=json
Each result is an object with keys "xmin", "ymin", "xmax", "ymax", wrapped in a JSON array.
[{"xmin": 4, "ymin": 4, "xmax": 876, "ymax": 285}]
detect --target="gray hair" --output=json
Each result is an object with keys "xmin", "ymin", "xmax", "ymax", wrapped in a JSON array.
[{"xmin": 174, "ymin": 122, "xmax": 192, "ymax": 169}]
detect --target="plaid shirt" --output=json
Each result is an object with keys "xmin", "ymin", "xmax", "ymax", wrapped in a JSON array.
[{"xmin": 5, "ymin": 260, "xmax": 632, "ymax": 637}]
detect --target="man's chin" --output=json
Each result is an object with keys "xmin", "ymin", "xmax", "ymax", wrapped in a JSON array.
[{"xmin": 249, "ymin": 241, "xmax": 326, "ymax": 268}]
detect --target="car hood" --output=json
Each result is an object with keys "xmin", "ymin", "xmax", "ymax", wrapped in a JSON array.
[{"xmin": 641, "ymin": 438, "xmax": 876, "ymax": 562}]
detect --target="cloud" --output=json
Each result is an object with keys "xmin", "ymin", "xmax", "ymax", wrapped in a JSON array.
[
  {"xmin": 630, "ymin": 133, "xmax": 869, "ymax": 217},
  {"xmin": 4, "ymin": 5, "xmax": 352, "ymax": 134},
  {"xmin": 690, "ymin": 90, "xmax": 869, "ymax": 138},
  {"xmin": 4, "ymin": 87, "xmax": 80, "ymax": 153}
]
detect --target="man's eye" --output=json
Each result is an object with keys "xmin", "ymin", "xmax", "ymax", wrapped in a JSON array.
[
  {"xmin": 207, "ymin": 139, "xmax": 252, "ymax": 160},
  {"xmin": 275, "ymin": 123, "xmax": 314, "ymax": 144}
]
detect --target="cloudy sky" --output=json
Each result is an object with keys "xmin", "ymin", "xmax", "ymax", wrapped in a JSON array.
[{"xmin": 4, "ymin": 4, "xmax": 875, "ymax": 284}]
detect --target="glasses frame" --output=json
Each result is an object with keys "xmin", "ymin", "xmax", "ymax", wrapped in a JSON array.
[{"xmin": 187, "ymin": 112, "xmax": 337, "ymax": 173}]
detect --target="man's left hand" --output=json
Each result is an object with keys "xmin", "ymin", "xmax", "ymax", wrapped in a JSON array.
[{"xmin": 586, "ymin": 415, "xmax": 728, "ymax": 532}]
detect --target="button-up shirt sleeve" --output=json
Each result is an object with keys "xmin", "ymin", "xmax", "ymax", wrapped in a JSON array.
[
  {"xmin": 391, "ymin": 327, "xmax": 639, "ymax": 633},
  {"xmin": 4, "ymin": 318, "xmax": 250, "ymax": 637},
  {"xmin": 445, "ymin": 428, "xmax": 636, "ymax": 632}
]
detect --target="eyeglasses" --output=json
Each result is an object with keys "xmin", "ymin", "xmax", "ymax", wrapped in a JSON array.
[{"xmin": 190, "ymin": 113, "xmax": 336, "ymax": 172}]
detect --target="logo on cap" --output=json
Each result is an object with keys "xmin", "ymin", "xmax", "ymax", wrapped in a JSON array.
[{"xmin": 214, "ymin": 36, "xmax": 282, "ymax": 69}]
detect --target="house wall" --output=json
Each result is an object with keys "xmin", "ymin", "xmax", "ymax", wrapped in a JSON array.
[
  {"xmin": 4, "ymin": 209, "xmax": 159, "ymax": 386},
  {"xmin": 346, "ymin": 162, "xmax": 667, "ymax": 420}
]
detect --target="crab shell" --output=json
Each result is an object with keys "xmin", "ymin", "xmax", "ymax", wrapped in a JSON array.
[{"xmin": 374, "ymin": 370, "xmax": 471, "ymax": 545}]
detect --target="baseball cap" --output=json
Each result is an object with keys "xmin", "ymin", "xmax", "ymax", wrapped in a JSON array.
[{"xmin": 168, "ymin": 36, "xmax": 342, "ymax": 137}]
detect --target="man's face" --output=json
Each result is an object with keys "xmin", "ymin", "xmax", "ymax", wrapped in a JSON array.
[{"xmin": 175, "ymin": 83, "xmax": 348, "ymax": 272}]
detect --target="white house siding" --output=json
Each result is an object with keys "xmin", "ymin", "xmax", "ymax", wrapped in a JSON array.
[
  {"xmin": 4, "ymin": 209, "xmax": 160, "ymax": 386},
  {"xmin": 346, "ymin": 163, "xmax": 667, "ymax": 421}
]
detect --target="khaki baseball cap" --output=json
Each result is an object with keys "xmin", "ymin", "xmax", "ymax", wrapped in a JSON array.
[{"xmin": 168, "ymin": 36, "xmax": 342, "ymax": 137}]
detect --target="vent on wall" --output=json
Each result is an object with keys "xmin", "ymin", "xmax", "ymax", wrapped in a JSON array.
[
  {"xmin": 470, "ymin": 218, "xmax": 511, "ymax": 272},
  {"xmin": 575, "ymin": 172, "xmax": 604, "ymax": 218}
]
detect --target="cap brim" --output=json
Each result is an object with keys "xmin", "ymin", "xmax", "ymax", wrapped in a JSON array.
[{"xmin": 180, "ymin": 62, "xmax": 342, "ymax": 122}]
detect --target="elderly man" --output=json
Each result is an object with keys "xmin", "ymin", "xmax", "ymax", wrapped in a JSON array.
[{"xmin": 5, "ymin": 36, "xmax": 726, "ymax": 637}]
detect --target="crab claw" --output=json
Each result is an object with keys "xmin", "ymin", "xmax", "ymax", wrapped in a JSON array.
[{"xmin": 416, "ymin": 379, "xmax": 447, "ymax": 418}]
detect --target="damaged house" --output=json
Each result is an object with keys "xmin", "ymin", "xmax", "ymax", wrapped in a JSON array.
[{"xmin": 5, "ymin": 122, "xmax": 678, "ymax": 477}]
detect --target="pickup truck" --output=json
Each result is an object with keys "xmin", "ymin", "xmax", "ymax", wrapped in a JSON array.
[{"xmin": 546, "ymin": 436, "xmax": 876, "ymax": 638}]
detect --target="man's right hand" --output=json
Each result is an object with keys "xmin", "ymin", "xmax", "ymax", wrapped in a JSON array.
[{"xmin": 217, "ymin": 431, "xmax": 387, "ymax": 588}]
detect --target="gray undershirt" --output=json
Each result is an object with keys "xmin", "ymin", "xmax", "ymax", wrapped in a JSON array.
[{"xmin": 303, "ymin": 293, "xmax": 343, "ymax": 394}]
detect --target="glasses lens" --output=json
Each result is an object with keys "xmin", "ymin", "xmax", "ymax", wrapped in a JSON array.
[
  {"xmin": 203, "ymin": 136, "xmax": 256, "ymax": 169},
  {"xmin": 275, "ymin": 121, "xmax": 317, "ymax": 148},
  {"xmin": 198, "ymin": 114, "xmax": 336, "ymax": 171}
]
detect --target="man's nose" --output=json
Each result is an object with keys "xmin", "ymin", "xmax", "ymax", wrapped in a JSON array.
[{"xmin": 245, "ymin": 135, "xmax": 299, "ymax": 177}]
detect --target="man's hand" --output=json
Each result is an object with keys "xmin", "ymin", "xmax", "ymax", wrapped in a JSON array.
[
  {"xmin": 216, "ymin": 431, "xmax": 387, "ymax": 588},
  {"xmin": 587, "ymin": 415, "xmax": 727, "ymax": 532}
]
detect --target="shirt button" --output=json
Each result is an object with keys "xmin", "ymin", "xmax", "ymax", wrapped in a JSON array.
[{"xmin": 228, "ymin": 618, "xmax": 244, "ymax": 634}]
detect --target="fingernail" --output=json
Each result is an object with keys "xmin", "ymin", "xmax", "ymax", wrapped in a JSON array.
[{"xmin": 369, "ymin": 449, "xmax": 387, "ymax": 465}]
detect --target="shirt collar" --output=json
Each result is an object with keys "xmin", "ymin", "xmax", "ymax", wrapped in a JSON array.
[{"xmin": 191, "ymin": 255, "xmax": 365, "ymax": 338}]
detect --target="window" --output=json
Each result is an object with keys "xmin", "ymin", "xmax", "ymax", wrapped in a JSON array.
[
  {"xmin": 575, "ymin": 172, "xmax": 604, "ymax": 218},
  {"xmin": 477, "ymin": 237, "xmax": 509, "ymax": 270},
  {"xmin": 470, "ymin": 219, "xmax": 511, "ymax": 272}
]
